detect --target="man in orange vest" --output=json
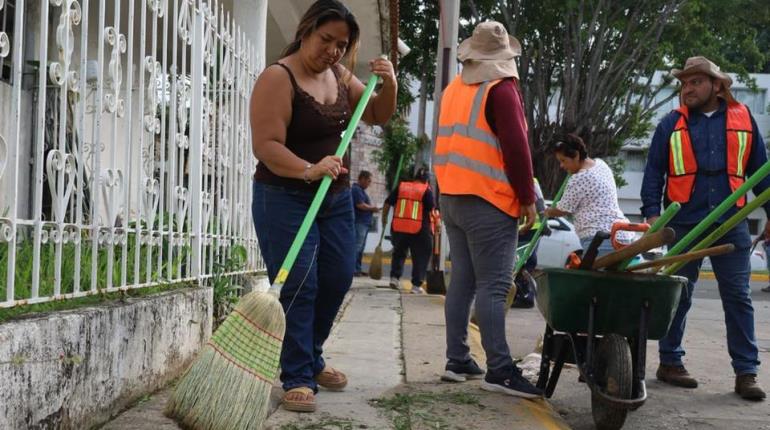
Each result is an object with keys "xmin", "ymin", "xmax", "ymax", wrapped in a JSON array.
[
  {"xmin": 434, "ymin": 21, "xmax": 541, "ymax": 399},
  {"xmin": 381, "ymin": 166, "xmax": 435, "ymax": 294},
  {"xmin": 641, "ymin": 56, "xmax": 766, "ymax": 400}
]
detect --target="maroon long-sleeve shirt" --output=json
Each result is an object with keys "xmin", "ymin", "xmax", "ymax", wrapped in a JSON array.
[{"xmin": 484, "ymin": 78, "xmax": 536, "ymax": 205}]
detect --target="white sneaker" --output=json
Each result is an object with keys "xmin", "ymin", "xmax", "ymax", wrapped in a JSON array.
[
  {"xmin": 411, "ymin": 286, "xmax": 425, "ymax": 294},
  {"xmin": 389, "ymin": 278, "xmax": 399, "ymax": 290}
]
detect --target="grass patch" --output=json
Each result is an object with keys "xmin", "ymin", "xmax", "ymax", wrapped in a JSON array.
[
  {"xmin": 370, "ymin": 390, "xmax": 484, "ymax": 430},
  {"xmin": 0, "ymin": 281, "xmax": 195, "ymax": 323},
  {"xmin": 0, "ymin": 234, "xmax": 189, "ymax": 302}
]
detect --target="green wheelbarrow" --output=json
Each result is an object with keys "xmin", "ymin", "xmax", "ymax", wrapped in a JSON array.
[{"xmin": 532, "ymin": 267, "xmax": 687, "ymax": 430}]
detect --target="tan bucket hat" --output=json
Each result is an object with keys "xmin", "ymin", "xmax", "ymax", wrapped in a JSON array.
[
  {"xmin": 457, "ymin": 21, "xmax": 521, "ymax": 84},
  {"xmin": 671, "ymin": 56, "xmax": 736, "ymax": 103}
]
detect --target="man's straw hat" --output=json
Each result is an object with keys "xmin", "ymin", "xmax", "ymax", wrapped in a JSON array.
[{"xmin": 672, "ymin": 56, "xmax": 736, "ymax": 104}]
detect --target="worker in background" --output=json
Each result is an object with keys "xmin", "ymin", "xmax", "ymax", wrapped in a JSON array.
[
  {"xmin": 352, "ymin": 170, "xmax": 380, "ymax": 276},
  {"xmin": 381, "ymin": 166, "xmax": 435, "ymax": 294}
]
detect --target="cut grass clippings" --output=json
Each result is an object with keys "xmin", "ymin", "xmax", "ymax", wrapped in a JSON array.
[
  {"xmin": 279, "ymin": 418, "xmax": 367, "ymax": 430},
  {"xmin": 370, "ymin": 390, "xmax": 484, "ymax": 430}
]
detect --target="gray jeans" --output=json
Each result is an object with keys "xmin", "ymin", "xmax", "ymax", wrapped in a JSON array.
[{"xmin": 442, "ymin": 194, "xmax": 518, "ymax": 376}]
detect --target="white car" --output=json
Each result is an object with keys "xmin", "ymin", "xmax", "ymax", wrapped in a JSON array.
[
  {"xmin": 531, "ymin": 216, "xmax": 647, "ymax": 269},
  {"xmin": 534, "ymin": 217, "xmax": 582, "ymax": 268},
  {"xmin": 697, "ymin": 247, "xmax": 766, "ymax": 272}
]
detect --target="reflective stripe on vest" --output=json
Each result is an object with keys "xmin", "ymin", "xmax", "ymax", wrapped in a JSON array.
[
  {"xmin": 670, "ymin": 131, "xmax": 687, "ymax": 175},
  {"xmin": 436, "ymin": 80, "xmax": 501, "ymax": 151},
  {"xmin": 392, "ymin": 181, "xmax": 429, "ymax": 234},
  {"xmin": 666, "ymin": 103, "xmax": 753, "ymax": 207},
  {"xmin": 433, "ymin": 152, "xmax": 509, "ymax": 183},
  {"xmin": 434, "ymin": 77, "xmax": 521, "ymax": 217}
]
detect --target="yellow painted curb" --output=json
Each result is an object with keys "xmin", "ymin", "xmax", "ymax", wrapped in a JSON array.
[
  {"xmin": 425, "ymin": 295, "xmax": 570, "ymax": 429},
  {"xmin": 362, "ymin": 255, "xmax": 452, "ymax": 268},
  {"xmin": 699, "ymin": 271, "xmax": 768, "ymax": 281},
  {"xmin": 365, "ymin": 255, "xmax": 769, "ymax": 282}
]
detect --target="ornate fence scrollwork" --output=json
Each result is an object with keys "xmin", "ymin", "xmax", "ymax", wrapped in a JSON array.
[
  {"xmin": 0, "ymin": 0, "xmax": 10, "ymax": 58},
  {"xmin": 104, "ymin": 26, "xmax": 127, "ymax": 117},
  {"xmin": 143, "ymin": 56, "xmax": 163, "ymax": 134},
  {"xmin": 49, "ymin": 0, "xmax": 82, "ymax": 91},
  {"xmin": 45, "ymin": 149, "xmax": 77, "ymax": 223}
]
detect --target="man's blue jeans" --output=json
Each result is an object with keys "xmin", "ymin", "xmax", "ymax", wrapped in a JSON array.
[
  {"xmin": 659, "ymin": 221, "xmax": 760, "ymax": 376},
  {"xmin": 251, "ymin": 182, "xmax": 355, "ymax": 391},
  {"xmin": 354, "ymin": 222, "xmax": 370, "ymax": 273}
]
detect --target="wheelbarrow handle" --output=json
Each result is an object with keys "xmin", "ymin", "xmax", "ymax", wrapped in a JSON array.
[
  {"xmin": 593, "ymin": 228, "xmax": 676, "ymax": 271},
  {"xmin": 610, "ymin": 222, "xmax": 650, "ymax": 250},
  {"xmin": 627, "ymin": 244, "xmax": 735, "ymax": 272},
  {"xmin": 578, "ymin": 231, "xmax": 611, "ymax": 270}
]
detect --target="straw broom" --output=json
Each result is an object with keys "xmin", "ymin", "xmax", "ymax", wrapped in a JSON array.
[{"xmin": 165, "ymin": 72, "xmax": 381, "ymax": 430}]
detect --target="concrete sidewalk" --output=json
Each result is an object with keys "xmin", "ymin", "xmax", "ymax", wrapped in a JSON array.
[
  {"xmin": 265, "ymin": 277, "xmax": 569, "ymax": 430},
  {"xmin": 103, "ymin": 278, "xmax": 570, "ymax": 429}
]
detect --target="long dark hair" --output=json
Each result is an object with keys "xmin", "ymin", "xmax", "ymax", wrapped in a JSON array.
[
  {"xmin": 552, "ymin": 133, "xmax": 588, "ymax": 161},
  {"xmin": 281, "ymin": 0, "xmax": 360, "ymax": 74}
]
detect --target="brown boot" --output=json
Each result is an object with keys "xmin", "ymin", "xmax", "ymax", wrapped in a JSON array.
[
  {"xmin": 656, "ymin": 364, "xmax": 698, "ymax": 388},
  {"xmin": 735, "ymin": 374, "xmax": 766, "ymax": 400}
]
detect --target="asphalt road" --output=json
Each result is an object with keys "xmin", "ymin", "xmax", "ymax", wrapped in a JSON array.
[{"xmin": 695, "ymin": 276, "xmax": 770, "ymax": 301}]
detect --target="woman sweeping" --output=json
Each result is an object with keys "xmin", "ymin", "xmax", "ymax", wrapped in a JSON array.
[
  {"xmin": 544, "ymin": 133, "xmax": 633, "ymax": 257},
  {"xmin": 249, "ymin": 0, "xmax": 396, "ymax": 412}
]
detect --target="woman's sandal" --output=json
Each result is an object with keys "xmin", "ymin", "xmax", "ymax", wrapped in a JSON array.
[
  {"xmin": 315, "ymin": 367, "xmax": 348, "ymax": 391},
  {"xmin": 282, "ymin": 386, "xmax": 316, "ymax": 412}
]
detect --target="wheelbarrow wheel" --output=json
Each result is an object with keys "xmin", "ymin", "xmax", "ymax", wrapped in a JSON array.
[{"xmin": 591, "ymin": 334, "xmax": 632, "ymax": 430}]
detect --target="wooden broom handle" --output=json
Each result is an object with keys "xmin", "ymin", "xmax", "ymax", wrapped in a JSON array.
[
  {"xmin": 627, "ymin": 244, "xmax": 735, "ymax": 272},
  {"xmin": 592, "ymin": 228, "xmax": 675, "ymax": 270}
]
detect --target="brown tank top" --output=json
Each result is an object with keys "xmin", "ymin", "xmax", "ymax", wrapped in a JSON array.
[{"xmin": 254, "ymin": 62, "xmax": 352, "ymax": 192}]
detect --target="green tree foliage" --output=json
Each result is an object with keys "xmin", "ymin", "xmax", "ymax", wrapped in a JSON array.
[
  {"xmin": 375, "ymin": 0, "xmax": 439, "ymax": 184},
  {"xmin": 667, "ymin": 0, "xmax": 770, "ymax": 82},
  {"xmin": 399, "ymin": 0, "xmax": 440, "ymax": 103},
  {"xmin": 409, "ymin": 0, "xmax": 770, "ymax": 195},
  {"xmin": 373, "ymin": 117, "xmax": 421, "ymax": 189}
]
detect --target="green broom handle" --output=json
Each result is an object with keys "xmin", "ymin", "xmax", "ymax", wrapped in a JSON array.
[
  {"xmin": 513, "ymin": 175, "xmax": 570, "ymax": 275},
  {"xmin": 271, "ymin": 74, "xmax": 379, "ymax": 291},
  {"xmin": 619, "ymin": 202, "xmax": 681, "ymax": 270},
  {"xmin": 663, "ymin": 160, "xmax": 770, "ymax": 261},
  {"xmin": 392, "ymin": 154, "xmax": 404, "ymax": 193},
  {"xmin": 663, "ymin": 185, "xmax": 770, "ymax": 275}
]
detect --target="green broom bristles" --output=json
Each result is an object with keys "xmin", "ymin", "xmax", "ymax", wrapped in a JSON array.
[{"xmin": 165, "ymin": 291, "xmax": 286, "ymax": 430}]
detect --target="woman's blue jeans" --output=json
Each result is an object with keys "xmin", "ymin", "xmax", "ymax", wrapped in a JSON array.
[{"xmin": 251, "ymin": 181, "xmax": 355, "ymax": 391}]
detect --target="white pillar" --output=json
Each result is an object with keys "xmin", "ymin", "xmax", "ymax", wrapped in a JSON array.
[
  {"xmin": 430, "ymin": 0, "xmax": 459, "ymax": 271},
  {"xmin": 233, "ymin": 0, "xmax": 268, "ymax": 72}
]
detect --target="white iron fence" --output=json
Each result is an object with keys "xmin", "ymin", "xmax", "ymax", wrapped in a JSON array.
[{"xmin": 0, "ymin": 0, "xmax": 264, "ymax": 308}]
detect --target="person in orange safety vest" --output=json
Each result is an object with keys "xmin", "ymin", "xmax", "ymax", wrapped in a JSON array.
[
  {"xmin": 641, "ymin": 56, "xmax": 766, "ymax": 400},
  {"xmin": 434, "ymin": 21, "xmax": 542, "ymax": 399},
  {"xmin": 381, "ymin": 166, "xmax": 435, "ymax": 294}
]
